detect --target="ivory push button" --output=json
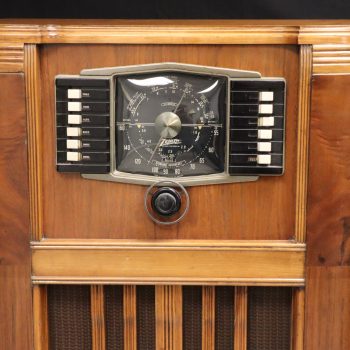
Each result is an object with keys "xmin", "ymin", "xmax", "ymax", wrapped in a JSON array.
[
  {"xmin": 258, "ymin": 116, "xmax": 275, "ymax": 127},
  {"xmin": 66, "ymin": 127, "xmax": 82, "ymax": 137},
  {"xmin": 67, "ymin": 89, "xmax": 82, "ymax": 99},
  {"xmin": 258, "ymin": 104, "xmax": 273, "ymax": 114},
  {"xmin": 257, "ymin": 142, "xmax": 272, "ymax": 152},
  {"xmin": 66, "ymin": 151, "xmax": 82, "ymax": 162},
  {"xmin": 68, "ymin": 102, "xmax": 82, "ymax": 112},
  {"xmin": 68, "ymin": 114, "xmax": 82, "ymax": 125},
  {"xmin": 259, "ymin": 91, "xmax": 274, "ymax": 102},
  {"xmin": 257, "ymin": 154, "xmax": 271, "ymax": 165},
  {"xmin": 66, "ymin": 139, "xmax": 82, "ymax": 149},
  {"xmin": 258, "ymin": 129, "xmax": 272, "ymax": 140}
]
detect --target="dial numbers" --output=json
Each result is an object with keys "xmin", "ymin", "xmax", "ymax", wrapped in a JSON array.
[{"xmin": 116, "ymin": 72, "xmax": 226, "ymax": 177}]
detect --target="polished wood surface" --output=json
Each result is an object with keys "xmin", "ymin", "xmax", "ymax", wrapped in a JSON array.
[
  {"xmin": 305, "ymin": 74, "xmax": 350, "ymax": 349},
  {"xmin": 40, "ymin": 44, "xmax": 299, "ymax": 241},
  {"xmin": 123, "ymin": 285, "xmax": 137, "ymax": 350},
  {"xmin": 33, "ymin": 286, "xmax": 49, "ymax": 350},
  {"xmin": 234, "ymin": 287, "xmax": 247, "ymax": 350},
  {"xmin": 202, "ymin": 286, "xmax": 215, "ymax": 350},
  {"xmin": 31, "ymin": 240, "xmax": 305, "ymax": 285},
  {"xmin": 0, "ymin": 74, "xmax": 33, "ymax": 349}
]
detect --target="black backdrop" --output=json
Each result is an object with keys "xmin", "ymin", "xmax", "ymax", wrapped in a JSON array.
[{"xmin": 1, "ymin": 0, "xmax": 350, "ymax": 19}]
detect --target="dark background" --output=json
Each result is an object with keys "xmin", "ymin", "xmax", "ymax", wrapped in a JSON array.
[{"xmin": 1, "ymin": 0, "xmax": 350, "ymax": 19}]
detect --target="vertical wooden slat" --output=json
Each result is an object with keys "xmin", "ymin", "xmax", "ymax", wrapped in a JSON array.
[
  {"xmin": 295, "ymin": 44, "xmax": 312, "ymax": 243},
  {"xmin": 24, "ymin": 44, "xmax": 43, "ymax": 241},
  {"xmin": 124, "ymin": 285, "xmax": 137, "ymax": 350},
  {"xmin": 202, "ymin": 286, "xmax": 215, "ymax": 350},
  {"xmin": 33, "ymin": 285, "xmax": 48, "ymax": 350},
  {"xmin": 292, "ymin": 288, "xmax": 305, "ymax": 350},
  {"xmin": 156, "ymin": 285, "xmax": 182, "ymax": 350},
  {"xmin": 234, "ymin": 287, "xmax": 247, "ymax": 350},
  {"xmin": 91, "ymin": 285, "xmax": 106, "ymax": 350}
]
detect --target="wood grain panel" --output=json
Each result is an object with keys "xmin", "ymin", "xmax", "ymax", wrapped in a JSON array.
[
  {"xmin": 40, "ymin": 44, "xmax": 299, "ymax": 241},
  {"xmin": 307, "ymin": 75, "xmax": 350, "ymax": 266},
  {"xmin": 305, "ymin": 267, "xmax": 350, "ymax": 350},
  {"xmin": 156, "ymin": 286, "xmax": 182, "ymax": 350},
  {"xmin": 91, "ymin": 285, "xmax": 106, "ymax": 350},
  {"xmin": 31, "ymin": 240, "xmax": 305, "ymax": 285},
  {"xmin": 0, "ymin": 73, "xmax": 33, "ymax": 350}
]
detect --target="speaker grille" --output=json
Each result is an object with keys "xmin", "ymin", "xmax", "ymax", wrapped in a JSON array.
[
  {"xmin": 104, "ymin": 285, "xmax": 124, "ymax": 350},
  {"xmin": 183, "ymin": 286, "xmax": 202, "ymax": 350},
  {"xmin": 48, "ymin": 285, "xmax": 92, "ymax": 350},
  {"xmin": 136, "ymin": 286, "xmax": 156, "ymax": 350},
  {"xmin": 248, "ymin": 287, "xmax": 292, "ymax": 350},
  {"xmin": 215, "ymin": 286, "xmax": 234, "ymax": 350}
]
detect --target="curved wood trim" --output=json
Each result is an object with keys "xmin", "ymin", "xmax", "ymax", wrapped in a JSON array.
[
  {"xmin": 295, "ymin": 45, "xmax": 312, "ymax": 242},
  {"xmin": 0, "ymin": 43, "xmax": 24, "ymax": 72},
  {"xmin": 24, "ymin": 44, "xmax": 43, "ymax": 241}
]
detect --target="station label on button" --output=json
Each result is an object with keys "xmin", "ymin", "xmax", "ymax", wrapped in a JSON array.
[
  {"xmin": 68, "ymin": 102, "xmax": 82, "ymax": 112},
  {"xmin": 67, "ymin": 89, "xmax": 82, "ymax": 99},
  {"xmin": 258, "ymin": 129, "xmax": 273, "ymax": 140},
  {"xmin": 259, "ymin": 104, "xmax": 273, "ymax": 114}
]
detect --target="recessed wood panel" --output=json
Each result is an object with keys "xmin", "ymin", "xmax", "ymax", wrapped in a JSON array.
[
  {"xmin": 40, "ymin": 44, "xmax": 299, "ymax": 240},
  {"xmin": 307, "ymin": 75, "xmax": 350, "ymax": 266},
  {"xmin": 0, "ymin": 74, "xmax": 33, "ymax": 350}
]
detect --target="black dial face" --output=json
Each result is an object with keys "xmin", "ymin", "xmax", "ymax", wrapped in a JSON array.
[{"xmin": 116, "ymin": 72, "xmax": 226, "ymax": 177}]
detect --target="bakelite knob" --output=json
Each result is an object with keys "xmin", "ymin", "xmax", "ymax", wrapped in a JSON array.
[{"xmin": 151, "ymin": 187, "xmax": 181, "ymax": 216}]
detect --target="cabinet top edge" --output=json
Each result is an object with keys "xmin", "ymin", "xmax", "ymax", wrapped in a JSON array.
[{"xmin": 0, "ymin": 20, "xmax": 350, "ymax": 45}]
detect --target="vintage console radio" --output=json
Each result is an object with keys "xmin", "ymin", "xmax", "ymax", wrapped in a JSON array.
[{"xmin": 1, "ymin": 20, "xmax": 349, "ymax": 350}]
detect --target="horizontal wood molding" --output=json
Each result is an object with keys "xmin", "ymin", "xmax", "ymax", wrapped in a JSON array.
[
  {"xmin": 0, "ymin": 23, "xmax": 299, "ymax": 44},
  {"xmin": 0, "ymin": 43, "xmax": 24, "ymax": 72},
  {"xmin": 31, "ymin": 240, "xmax": 305, "ymax": 286},
  {"xmin": 313, "ymin": 44, "xmax": 350, "ymax": 73},
  {"xmin": 299, "ymin": 26, "xmax": 350, "ymax": 44}
]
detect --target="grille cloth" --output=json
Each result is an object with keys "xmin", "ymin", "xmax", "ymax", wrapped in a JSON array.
[
  {"xmin": 248, "ymin": 287, "xmax": 292, "ymax": 350},
  {"xmin": 104, "ymin": 285, "xmax": 124, "ymax": 350},
  {"xmin": 48, "ymin": 285, "xmax": 92, "ymax": 350},
  {"xmin": 136, "ymin": 286, "xmax": 156, "ymax": 350},
  {"xmin": 215, "ymin": 286, "xmax": 234, "ymax": 350},
  {"xmin": 182, "ymin": 286, "xmax": 202, "ymax": 350}
]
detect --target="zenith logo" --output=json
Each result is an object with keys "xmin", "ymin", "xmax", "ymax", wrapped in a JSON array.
[{"xmin": 162, "ymin": 139, "xmax": 182, "ymax": 145}]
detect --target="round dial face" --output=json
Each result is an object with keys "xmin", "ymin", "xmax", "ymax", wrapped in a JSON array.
[{"xmin": 116, "ymin": 72, "xmax": 226, "ymax": 177}]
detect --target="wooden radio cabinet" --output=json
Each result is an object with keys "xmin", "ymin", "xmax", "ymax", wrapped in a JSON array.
[{"xmin": 0, "ymin": 20, "xmax": 349, "ymax": 350}]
